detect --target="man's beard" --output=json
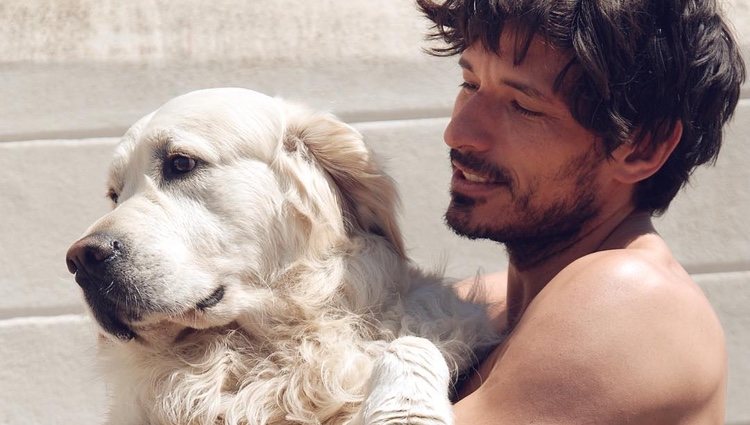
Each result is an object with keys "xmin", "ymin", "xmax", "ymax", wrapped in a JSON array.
[{"xmin": 446, "ymin": 149, "xmax": 602, "ymax": 270}]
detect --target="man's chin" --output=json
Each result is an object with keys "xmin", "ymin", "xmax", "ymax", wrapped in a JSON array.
[{"xmin": 445, "ymin": 204, "xmax": 492, "ymax": 241}]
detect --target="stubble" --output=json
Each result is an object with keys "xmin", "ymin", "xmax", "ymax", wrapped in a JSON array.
[{"xmin": 446, "ymin": 148, "xmax": 603, "ymax": 269}]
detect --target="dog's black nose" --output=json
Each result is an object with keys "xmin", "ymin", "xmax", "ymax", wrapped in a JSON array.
[{"xmin": 66, "ymin": 234, "xmax": 122, "ymax": 275}]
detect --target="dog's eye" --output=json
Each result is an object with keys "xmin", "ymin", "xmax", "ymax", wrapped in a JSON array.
[
  {"xmin": 168, "ymin": 155, "xmax": 196, "ymax": 175},
  {"xmin": 106, "ymin": 189, "xmax": 119, "ymax": 204}
]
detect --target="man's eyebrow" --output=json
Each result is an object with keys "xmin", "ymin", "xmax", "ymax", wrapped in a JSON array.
[
  {"xmin": 458, "ymin": 57, "xmax": 473, "ymax": 71},
  {"xmin": 500, "ymin": 79, "xmax": 550, "ymax": 101},
  {"xmin": 458, "ymin": 56, "xmax": 550, "ymax": 101}
]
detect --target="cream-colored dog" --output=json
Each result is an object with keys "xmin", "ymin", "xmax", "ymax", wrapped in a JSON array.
[{"xmin": 66, "ymin": 88, "xmax": 498, "ymax": 425}]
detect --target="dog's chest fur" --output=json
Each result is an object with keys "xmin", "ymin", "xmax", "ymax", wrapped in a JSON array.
[
  {"xmin": 103, "ymin": 321, "xmax": 386, "ymax": 425},
  {"xmin": 98, "ymin": 251, "xmax": 405, "ymax": 425},
  {"xmin": 99, "ymin": 254, "xmax": 493, "ymax": 425}
]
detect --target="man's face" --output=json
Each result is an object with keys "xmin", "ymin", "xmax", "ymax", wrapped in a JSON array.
[{"xmin": 444, "ymin": 31, "xmax": 608, "ymax": 267}]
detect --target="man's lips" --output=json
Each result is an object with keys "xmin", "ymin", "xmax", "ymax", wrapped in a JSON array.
[
  {"xmin": 458, "ymin": 168, "xmax": 491, "ymax": 183},
  {"xmin": 451, "ymin": 161, "xmax": 509, "ymax": 190}
]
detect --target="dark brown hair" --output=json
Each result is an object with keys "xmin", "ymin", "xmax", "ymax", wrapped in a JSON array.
[{"xmin": 418, "ymin": 0, "xmax": 746, "ymax": 214}]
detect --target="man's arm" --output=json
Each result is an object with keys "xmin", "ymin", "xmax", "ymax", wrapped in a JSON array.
[{"xmin": 453, "ymin": 250, "xmax": 726, "ymax": 424}]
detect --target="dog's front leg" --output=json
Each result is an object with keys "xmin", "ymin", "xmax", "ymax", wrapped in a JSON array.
[{"xmin": 351, "ymin": 336, "xmax": 454, "ymax": 425}]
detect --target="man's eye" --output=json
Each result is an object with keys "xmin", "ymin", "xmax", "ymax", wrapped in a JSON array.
[
  {"xmin": 459, "ymin": 81, "xmax": 479, "ymax": 92},
  {"xmin": 168, "ymin": 154, "xmax": 197, "ymax": 175},
  {"xmin": 511, "ymin": 100, "xmax": 543, "ymax": 117}
]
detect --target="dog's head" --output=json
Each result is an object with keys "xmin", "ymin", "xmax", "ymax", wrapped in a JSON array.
[{"xmin": 66, "ymin": 88, "xmax": 404, "ymax": 342}]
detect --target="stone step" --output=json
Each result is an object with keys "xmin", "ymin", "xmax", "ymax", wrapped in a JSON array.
[
  {"xmin": 0, "ymin": 0, "xmax": 429, "ymax": 63},
  {"xmin": 0, "ymin": 59, "xmax": 459, "ymax": 142}
]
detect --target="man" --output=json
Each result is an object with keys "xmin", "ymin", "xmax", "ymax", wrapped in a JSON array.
[{"xmin": 415, "ymin": 0, "xmax": 746, "ymax": 423}]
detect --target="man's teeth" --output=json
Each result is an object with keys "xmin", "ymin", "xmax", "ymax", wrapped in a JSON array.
[{"xmin": 463, "ymin": 171, "xmax": 489, "ymax": 183}]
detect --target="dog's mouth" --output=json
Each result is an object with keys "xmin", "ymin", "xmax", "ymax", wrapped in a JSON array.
[
  {"xmin": 196, "ymin": 285, "xmax": 225, "ymax": 310},
  {"xmin": 82, "ymin": 289, "xmax": 138, "ymax": 341},
  {"xmin": 83, "ymin": 284, "xmax": 227, "ymax": 341}
]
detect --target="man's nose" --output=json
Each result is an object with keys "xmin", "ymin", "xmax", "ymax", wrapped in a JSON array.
[
  {"xmin": 66, "ymin": 233, "xmax": 123, "ymax": 276},
  {"xmin": 443, "ymin": 95, "xmax": 496, "ymax": 152}
]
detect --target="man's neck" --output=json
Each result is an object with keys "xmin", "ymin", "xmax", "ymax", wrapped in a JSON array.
[{"xmin": 504, "ymin": 206, "xmax": 651, "ymax": 327}]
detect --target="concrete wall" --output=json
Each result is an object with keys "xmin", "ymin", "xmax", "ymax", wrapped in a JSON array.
[{"xmin": 0, "ymin": 1, "xmax": 747, "ymax": 424}]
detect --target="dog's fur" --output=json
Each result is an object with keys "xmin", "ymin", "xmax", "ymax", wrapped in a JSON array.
[{"xmin": 67, "ymin": 88, "xmax": 498, "ymax": 425}]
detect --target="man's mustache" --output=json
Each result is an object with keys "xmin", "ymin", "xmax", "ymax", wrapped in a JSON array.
[{"xmin": 449, "ymin": 149, "xmax": 513, "ymax": 184}]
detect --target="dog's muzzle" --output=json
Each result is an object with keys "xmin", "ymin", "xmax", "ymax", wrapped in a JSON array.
[{"xmin": 66, "ymin": 233, "xmax": 137, "ymax": 341}]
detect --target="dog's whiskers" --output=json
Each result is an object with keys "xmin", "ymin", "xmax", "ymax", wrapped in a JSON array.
[
  {"xmin": 132, "ymin": 283, "xmax": 145, "ymax": 307},
  {"xmin": 102, "ymin": 279, "xmax": 115, "ymax": 296}
]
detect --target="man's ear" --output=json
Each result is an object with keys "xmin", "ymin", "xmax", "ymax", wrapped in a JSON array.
[{"xmin": 610, "ymin": 121, "xmax": 683, "ymax": 184}]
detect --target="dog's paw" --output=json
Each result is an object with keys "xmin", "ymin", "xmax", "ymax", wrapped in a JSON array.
[{"xmin": 354, "ymin": 336, "xmax": 453, "ymax": 425}]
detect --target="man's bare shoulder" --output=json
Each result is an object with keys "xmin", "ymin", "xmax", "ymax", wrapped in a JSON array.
[
  {"xmin": 455, "ymin": 271, "xmax": 509, "ymax": 332},
  {"xmin": 455, "ymin": 245, "xmax": 726, "ymax": 424}
]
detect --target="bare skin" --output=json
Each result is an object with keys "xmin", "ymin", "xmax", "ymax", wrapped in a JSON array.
[{"xmin": 447, "ymin": 30, "xmax": 727, "ymax": 425}]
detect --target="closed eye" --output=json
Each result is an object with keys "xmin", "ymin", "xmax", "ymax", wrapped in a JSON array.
[
  {"xmin": 511, "ymin": 100, "xmax": 544, "ymax": 117},
  {"xmin": 460, "ymin": 82, "xmax": 544, "ymax": 118}
]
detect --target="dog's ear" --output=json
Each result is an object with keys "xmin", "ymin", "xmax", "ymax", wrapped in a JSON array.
[{"xmin": 283, "ymin": 106, "xmax": 406, "ymax": 258}]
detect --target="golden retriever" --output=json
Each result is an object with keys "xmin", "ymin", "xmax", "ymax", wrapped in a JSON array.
[{"xmin": 66, "ymin": 88, "xmax": 498, "ymax": 425}]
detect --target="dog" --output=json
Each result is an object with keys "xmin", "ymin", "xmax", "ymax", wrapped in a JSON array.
[{"xmin": 66, "ymin": 88, "xmax": 499, "ymax": 425}]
